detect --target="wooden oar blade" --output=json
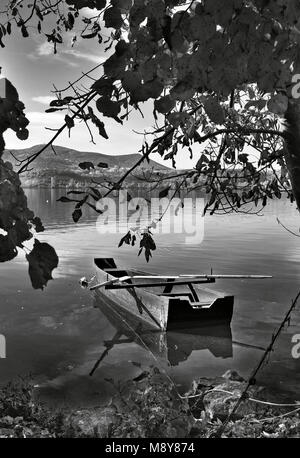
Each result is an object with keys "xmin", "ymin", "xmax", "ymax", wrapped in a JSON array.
[{"xmin": 90, "ymin": 275, "xmax": 130, "ymax": 291}]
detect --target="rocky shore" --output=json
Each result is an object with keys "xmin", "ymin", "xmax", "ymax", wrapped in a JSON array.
[{"xmin": 0, "ymin": 369, "xmax": 299, "ymax": 438}]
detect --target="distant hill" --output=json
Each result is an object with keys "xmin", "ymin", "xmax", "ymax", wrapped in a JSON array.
[
  {"xmin": 3, "ymin": 144, "xmax": 169, "ymax": 171},
  {"xmin": 2, "ymin": 145, "xmax": 170, "ymax": 188}
]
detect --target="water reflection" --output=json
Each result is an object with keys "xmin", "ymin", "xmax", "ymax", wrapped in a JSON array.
[{"xmin": 89, "ymin": 296, "xmax": 233, "ymax": 377}]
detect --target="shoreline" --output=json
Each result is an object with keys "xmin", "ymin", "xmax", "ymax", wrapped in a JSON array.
[{"xmin": 0, "ymin": 369, "xmax": 299, "ymax": 438}]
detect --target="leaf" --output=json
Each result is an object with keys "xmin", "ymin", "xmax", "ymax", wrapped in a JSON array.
[
  {"xmin": 67, "ymin": 190, "xmax": 86, "ymax": 195},
  {"xmin": 238, "ymin": 153, "xmax": 249, "ymax": 164},
  {"xmin": 95, "ymin": 0, "xmax": 107, "ymax": 9},
  {"xmin": 16, "ymin": 129, "xmax": 29, "ymax": 140},
  {"xmin": 45, "ymin": 107, "xmax": 65, "ymax": 113},
  {"xmin": 31, "ymin": 216, "xmax": 44, "ymax": 233},
  {"xmin": 159, "ymin": 186, "xmax": 170, "ymax": 198},
  {"xmin": 103, "ymin": 7, "xmax": 123, "ymax": 29},
  {"xmin": 75, "ymin": 195, "xmax": 88, "ymax": 208},
  {"xmin": 26, "ymin": 239, "xmax": 58, "ymax": 290},
  {"xmin": 88, "ymin": 107, "xmax": 109, "ymax": 139},
  {"xmin": 89, "ymin": 187, "xmax": 102, "ymax": 199},
  {"xmin": 21, "ymin": 24, "xmax": 29, "ymax": 38},
  {"xmin": 65, "ymin": 114, "xmax": 74, "ymax": 129},
  {"xmin": 122, "ymin": 71, "xmax": 142, "ymax": 93},
  {"xmin": 97, "ymin": 162, "xmax": 108, "ymax": 168},
  {"xmin": 78, "ymin": 161, "xmax": 95, "ymax": 170},
  {"xmin": 50, "ymin": 99, "xmax": 65, "ymax": 107},
  {"xmin": 96, "ymin": 96, "xmax": 121, "ymax": 119},
  {"xmin": 118, "ymin": 231, "xmax": 131, "ymax": 247},
  {"xmin": 203, "ymin": 97, "xmax": 225, "ymax": 124},
  {"xmin": 0, "ymin": 235, "xmax": 18, "ymax": 262},
  {"xmin": 56, "ymin": 196, "xmax": 74, "ymax": 203},
  {"xmin": 72, "ymin": 208, "xmax": 82, "ymax": 223},
  {"xmin": 154, "ymin": 95, "xmax": 175, "ymax": 114},
  {"xmin": 11, "ymin": 220, "xmax": 32, "ymax": 247},
  {"xmin": 196, "ymin": 154, "xmax": 210, "ymax": 172},
  {"xmin": 67, "ymin": 12, "xmax": 75, "ymax": 28},
  {"xmin": 267, "ymin": 93, "xmax": 288, "ymax": 115},
  {"xmin": 81, "ymin": 30, "xmax": 99, "ymax": 39},
  {"xmin": 167, "ymin": 112, "xmax": 189, "ymax": 128},
  {"xmin": 91, "ymin": 78, "xmax": 114, "ymax": 97},
  {"xmin": 103, "ymin": 53, "xmax": 126, "ymax": 79}
]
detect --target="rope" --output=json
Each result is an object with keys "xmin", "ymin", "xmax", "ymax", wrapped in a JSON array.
[
  {"xmin": 182, "ymin": 389, "xmax": 300, "ymax": 407},
  {"xmin": 253, "ymin": 407, "xmax": 300, "ymax": 423}
]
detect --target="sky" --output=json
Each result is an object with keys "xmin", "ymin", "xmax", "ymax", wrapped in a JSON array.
[{"xmin": 1, "ymin": 5, "xmax": 195, "ymax": 169}]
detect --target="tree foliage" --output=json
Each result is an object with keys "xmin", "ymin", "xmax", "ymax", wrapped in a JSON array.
[{"xmin": 1, "ymin": 0, "xmax": 300, "ymax": 276}]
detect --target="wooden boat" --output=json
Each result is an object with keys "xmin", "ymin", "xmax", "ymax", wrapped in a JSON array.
[{"xmin": 90, "ymin": 258, "xmax": 272, "ymax": 331}]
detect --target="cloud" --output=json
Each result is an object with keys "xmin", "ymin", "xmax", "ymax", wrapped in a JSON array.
[
  {"xmin": 35, "ymin": 40, "xmax": 104, "ymax": 67},
  {"xmin": 34, "ymin": 41, "xmax": 79, "ymax": 67},
  {"xmin": 32, "ymin": 96, "xmax": 54, "ymax": 105},
  {"xmin": 63, "ymin": 49, "xmax": 104, "ymax": 65},
  {"xmin": 27, "ymin": 111, "xmax": 65, "ymax": 125},
  {"xmin": 37, "ymin": 41, "xmax": 53, "ymax": 56}
]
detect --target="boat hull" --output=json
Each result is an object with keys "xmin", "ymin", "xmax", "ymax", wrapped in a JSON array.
[{"xmin": 94, "ymin": 258, "xmax": 234, "ymax": 331}]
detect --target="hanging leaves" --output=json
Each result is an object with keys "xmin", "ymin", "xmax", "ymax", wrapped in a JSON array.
[
  {"xmin": 97, "ymin": 162, "xmax": 108, "ymax": 168},
  {"xmin": 78, "ymin": 161, "xmax": 95, "ymax": 170},
  {"xmin": 159, "ymin": 186, "xmax": 170, "ymax": 198},
  {"xmin": 57, "ymin": 196, "xmax": 77, "ymax": 203},
  {"xmin": 87, "ymin": 107, "xmax": 109, "ymax": 139},
  {"xmin": 26, "ymin": 240, "xmax": 59, "ymax": 290},
  {"xmin": 118, "ymin": 230, "xmax": 132, "ymax": 247},
  {"xmin": 138, "ymin": 232, "xmax": 156, "ymax": 263},
  {"xmin": 65, "ymin": 114, "xmax": 74, "ymax": 130},
  {"xmin": 72, "ymin": 208, "xmax": 82, "ymax": 223}
]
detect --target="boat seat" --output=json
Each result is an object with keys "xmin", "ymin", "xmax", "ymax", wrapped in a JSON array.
[
  {"xmin": 103, "ymin": 268, "xmax": 132, "ymax": 282},
  {"xmin": 104, "ymin": 268, "xmax": 124, "ymax": 272},
  {"xmin": 160, "ymin": 292, "xmax": 195, "ymax": 302}
]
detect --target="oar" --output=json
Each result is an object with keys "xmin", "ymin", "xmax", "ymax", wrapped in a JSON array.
[
  {"xmin": 89, "ymin": 330, "xmax": 123, "ymax": 376},
  {"xmin": 90, "ymin": 274, "xmax": 272, "ymax": 291},
  {"xmin": 179, "ymin": 274, "xmax": 273, "ymax": 279},
  {"xmin": 90, "ymin": 275, "xmax": 130, "ymax": 291}
]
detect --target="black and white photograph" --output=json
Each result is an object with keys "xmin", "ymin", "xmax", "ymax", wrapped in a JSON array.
[{"xmin": 0, "ymin": 0, "xmax": 300, "ymax": 444}]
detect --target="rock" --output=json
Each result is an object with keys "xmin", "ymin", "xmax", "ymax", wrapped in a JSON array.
[
  {"xmin": 203, "ymin": 381, "xmax": 258, "ymax": 421},
  {"xmin": 222, "ymin": 370, "xmax": 245, "ymax": 382},
  {"xmin": 0, "ymin": 415, "xmax": 14, "ymax": 426},
  {"xmin": 0, "ymin": 428, "xmax": 13, "ymax": 437},
  {"xmin": 65, "ymin": 407, "xmax": 121, "ymax": 438}
]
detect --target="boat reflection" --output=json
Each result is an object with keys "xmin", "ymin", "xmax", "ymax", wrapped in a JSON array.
[{"xmin": 90, "ymin": 296, "xmax": 233, "ymax": 375}]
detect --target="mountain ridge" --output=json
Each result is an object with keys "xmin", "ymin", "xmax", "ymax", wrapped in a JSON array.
[{"xmin": 3, "ymin": 144, "xmax": 170, "ymax": 171}]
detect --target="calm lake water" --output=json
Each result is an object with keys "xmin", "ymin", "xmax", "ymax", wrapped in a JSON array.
[{"xmin": 0, "ymin": 187, "xmax": 300, "ymax": 407}]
